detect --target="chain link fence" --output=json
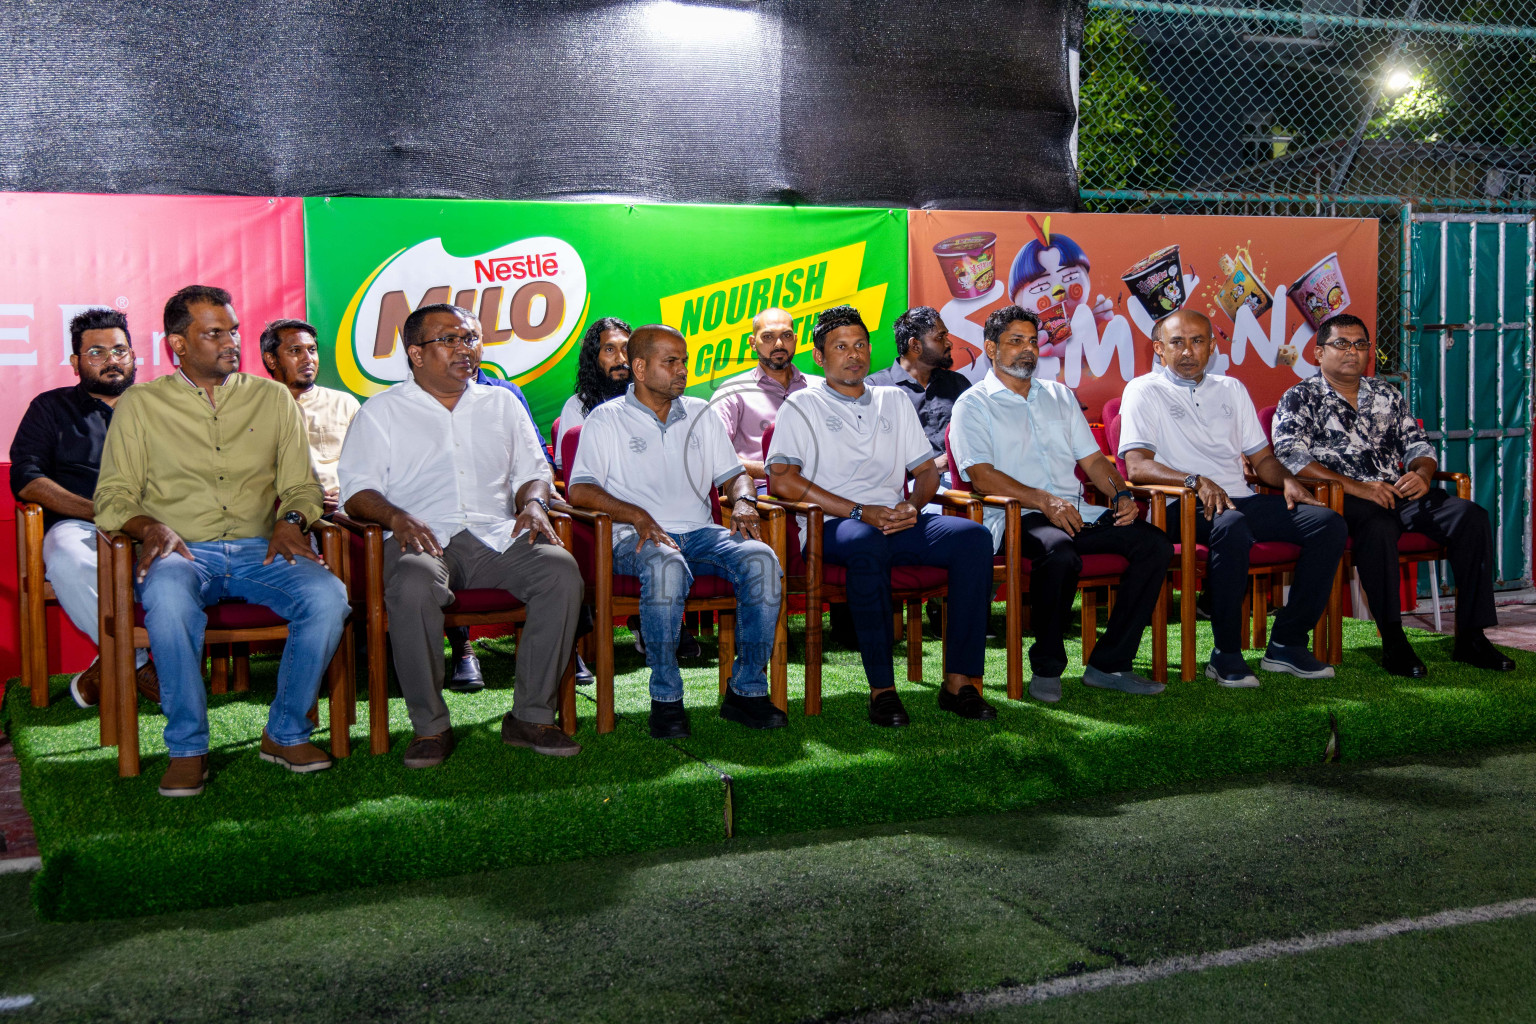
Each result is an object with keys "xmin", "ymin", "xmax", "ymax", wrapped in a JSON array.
[{"xmin": 1077, "ymin": 0, "xmax": 1536, "ymax": 371}]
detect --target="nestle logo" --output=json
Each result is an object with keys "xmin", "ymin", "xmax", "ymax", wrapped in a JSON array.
[{"xmin": 474, "ymin": 253, "xmax": 559, "ymax": 284}]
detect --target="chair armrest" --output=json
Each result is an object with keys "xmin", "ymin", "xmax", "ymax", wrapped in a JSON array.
[
  {"xmin": 16, "ymin": 502, "xmax": 45, "ymax": 586},
  {"xmin": 935, "ymin": 489, "xmax": 979, "ymax": 518},
  {"xmin": 549, "ymin": 500, "xmax": 607, "ymax": 528},
  {"xmin": 329, "ymin": 511, "xmax": 378, "ymax": 537},
  {"xmin": 309, "ymin": 520, "xmax": 348, "ymax": 583},
  {"xmin": 756, "ymin": 496, "xmax": 822, "ymax": 516},
  {"xmin": 1433, "ymin": 471, "xmax": 1471, "ymax": 500}
]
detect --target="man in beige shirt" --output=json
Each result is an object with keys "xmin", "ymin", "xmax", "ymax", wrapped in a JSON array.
[
  {"xmin": 95, "ymin": 285, "xmax": 349, "ymax": 798},
  {"xmin": 260, "ymin": 318, "xmax": 360, "ymax": 514}
]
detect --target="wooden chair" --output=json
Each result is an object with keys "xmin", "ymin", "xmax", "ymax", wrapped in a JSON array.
[
  {"xmin": 942, "ymin": 430, "xmax": 1171, "ymax": 699},
  {"xmin": 96, "ymin": 522, "xmax": 355, "ymax": 777},
  {"xmin": 756, "ymin": 424, "xmax": 972, "ymax": 713},
  {"xmin": 1257, "ymin": 403, "xmax": 1466, "ymax": 639},
  {"xmin": 559, "ymin": 425, "xmax": 789, "ymax": 732},
  {"xmin": 335, "ymin": 511, "xmax": 580, "ymax": 754},
  {"xmin": 14, "ymin": 502, "xmax": 57, "ymax": 707}
]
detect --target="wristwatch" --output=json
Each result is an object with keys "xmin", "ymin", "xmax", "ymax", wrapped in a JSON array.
[
  {"xmin": 1183, "ymin": 474, "xmax": 1200, "ymax": 491},
  {"xmin": 281, "ymin": 510, "xmax": 307, "ymax": 532},
  {"xmin": 849, "ymin": 504, "xmax": 864, "ymax": 521}
]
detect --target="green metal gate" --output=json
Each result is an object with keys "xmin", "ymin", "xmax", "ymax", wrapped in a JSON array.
[{"xmin": 1406, "ymin": 213, "xmax": 1534, "ymax": 590}]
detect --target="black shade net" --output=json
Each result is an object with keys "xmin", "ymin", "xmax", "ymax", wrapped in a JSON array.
[{"xmin": 0, "ymin": 0, "xmax": 1081, "ymax": 210}]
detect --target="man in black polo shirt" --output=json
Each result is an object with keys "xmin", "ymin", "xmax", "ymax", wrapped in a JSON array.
[
  {"xmin": 866, "ymin": 305, "xmax": 973, "ymax": 484},
  {"xmin": 9, "ymin": 308, "xmax": 158, "ymax": 708}
]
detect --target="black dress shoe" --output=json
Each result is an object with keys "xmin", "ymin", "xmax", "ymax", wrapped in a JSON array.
[
  {"xmin": 868, "ymin": 689, "xmax": 910, "ymax": 728},
  {"xmin": 649, "ymin": 699, "xmax": 692, "ymax": 739},
  {"xmin": 720, "ymin": 690, "xmax": 788, "ymax": 730},
  {"xmin": 678, "ymin": 630, "xmax": 703, "ymax": 660},
  {"xmin": 446, "ymin": 651, "xmax": 484, "ymax": 692},
  {"xmin": 1382, "ymin": 647, "xmax": 1428, "ymax": 678},
  {"xmin": 574, "ymin": 653, "xmax": 595, "ymax": 686},
  {"xmin": 1454, "ymin": 635, "xmax": 1517, "ymax": 672},
  {"xmin": 938, "ymin": 684, "xmax": 998, "ymax": 720}
]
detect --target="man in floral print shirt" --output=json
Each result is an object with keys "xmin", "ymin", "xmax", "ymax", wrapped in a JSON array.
[{"xmin": 1272, "ymin": 312, "xmax": 1512, "ymax": 678}]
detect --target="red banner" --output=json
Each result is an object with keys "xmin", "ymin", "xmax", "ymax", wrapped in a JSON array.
[
  {"xmin": 0, "ymin": 193, "xmax": 305, "ymax": 446},
  {"xmin": 908, "ymin": 210, "xmax": 1379, "ymax": 421},
  {"xmin": 1, "ymin": 193, "xmax": 305, "ymax": 678}
]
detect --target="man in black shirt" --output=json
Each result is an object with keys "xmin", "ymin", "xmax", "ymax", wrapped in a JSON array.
[
  {"xmin": 10, "ymin": 308, "xmax": 159, "ymax": 707},
  {"xmin": 866, "ymin": 306, "xmax": 972, "ymax": 483}
]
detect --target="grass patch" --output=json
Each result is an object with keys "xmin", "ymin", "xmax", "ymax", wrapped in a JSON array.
[{"xmin": 4, "ymin": 608, "xmax": 1533, "ymax": 921}]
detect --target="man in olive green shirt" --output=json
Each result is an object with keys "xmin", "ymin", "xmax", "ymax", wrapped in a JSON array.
[{"xmin": 95, "ymin": 285, "xmax": 349, "ymax": 797}]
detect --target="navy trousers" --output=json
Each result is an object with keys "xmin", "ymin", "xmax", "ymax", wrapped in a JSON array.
[
  {"xmin": 1165, "ymin": 494, "xmax": 1346, "ymax": 655},
  {"xmin": 822, "ymin": 513, "xmax": 995, "ymax": 689}
]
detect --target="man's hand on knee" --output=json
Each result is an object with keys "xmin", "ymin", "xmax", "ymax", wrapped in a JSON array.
[{"xmin": 134, "ymin": 521, "xmax": 192, "ymax": 583}]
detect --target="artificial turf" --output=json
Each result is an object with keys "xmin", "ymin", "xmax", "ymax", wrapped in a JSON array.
[
  {"xmin": 6, "ymin": 743, "xmax": 1536, "ymax": 1022},
  {"xmin": 4, "ymin": 608, "xmax": 1533, "ymax": 920}
]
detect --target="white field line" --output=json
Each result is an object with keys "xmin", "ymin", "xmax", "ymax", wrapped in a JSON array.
[
  {"xmin": 0, "ymin": 857, "xmax": 39, "ymax": 876},
  {"xmin": 850, "ymin": 897, "xmax": 1536, "ymax": 1023}
]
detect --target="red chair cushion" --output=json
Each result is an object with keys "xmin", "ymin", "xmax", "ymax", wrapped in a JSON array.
[
  {"xmin": 444, "ymin": 589, "xmax": 525, "ymax": 614},
  {"xmin": 134, "ymin": 600, "xmax": 286, "ymax": 629},
  {"xmin": 1398, "ymin": 531, "xmax": 1441, "ymax": 554},
  {"xmin": 1248, "ymin": 541, "xmax": 1302, "ymax": 565}
]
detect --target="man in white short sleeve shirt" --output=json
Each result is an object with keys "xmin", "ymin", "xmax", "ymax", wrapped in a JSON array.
[
  {"xmin": 568, "ymin": 324, "xmax": 786, "ymax": 739},
  {"xmin": 949, "ymin": 305, "xmax": 1173, "ymax": 703},
  {"xmin": 340, "ymin": 303, "xmax": 584, "ymax": 768},
  {"xmin": 1118, "ymin": 309, "xmax": 1345, "ymax": 687},
  {"xmin": 765, "ymin": 304, "xmax": 997, "ymax": 728}
]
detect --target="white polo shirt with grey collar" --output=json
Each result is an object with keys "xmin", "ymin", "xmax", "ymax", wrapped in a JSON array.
[
  {"xmin": 1116, "ymin": 367, "xmax": 1268, "ymax": 498},
  {"xmin": 568, "ymin": 387, "xmax": 745, "ymax": 534},
  {"xmin": 765, "ymin": 378, "xmax": 937, "ymax": 508}
]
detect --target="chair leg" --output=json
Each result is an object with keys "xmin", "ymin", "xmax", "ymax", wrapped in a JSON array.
[
  {"xmin": 326, "ymin": 636, "xmax": 350, "ymax": 759},
  {"xmin": 1081, "ymin": 587, "xmax": 1098, "ymax": 664},
  {"xmin": 805, "ymin": 594, "xmax": 823, "ymax": 716},
  {"xmin": 596, "ymin": 620, "xmax": 616, "ymax": 735},
  {"xmin": 1430, "ymin": 565, "xmax": 1443, "ymax": 632},
  {"xmin": 1240, "ymin": 590, "xmax": 1253, "ymax": 651},
  {"xmin": 1253, "ymin": 576, "xmax": 1268, "ymax": 651},
  {"xmin": 718, "ymin": 610, "xmax": 735, "ymax": 697},
  {"xmin": 770, "ymin": 594, "xmax": 789, "ymax": 713},
  {"xmin": 1152, "ymin": 577, "xmax": 1169, "ymax": 684},
  {"xmin": 906, "ymin": 598, "xmax": 922, "ymax": 683},
  {"xmin": 1005, "ymin": 574, "xmax": 1023, "ymax": 702},
  {"xmin": 233, "ymin": 642, "xmax": 250, "ymax": 692},
  {"xmin": 367, "ymin": 613, "xmax": 391, "ymax": 756},
  {"xmin": 210, "ymin": 645, "xmax": 229, "ymax": 694},
  {"xmin": 1180, "ymin": 581, "xmax": 1197, "ymax": 683},
  {"xmin": 558, "ymin": 652, "xmax": 578, "ymax": 736}
]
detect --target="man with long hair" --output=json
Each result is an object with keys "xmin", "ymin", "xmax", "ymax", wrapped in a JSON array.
[{"xmin": 554, "ymin": 317, "xmax": 631, "ymax": 472}]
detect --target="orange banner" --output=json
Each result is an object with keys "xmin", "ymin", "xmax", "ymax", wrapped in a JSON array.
[{"xmin": 907, "ymin": 210, "xmax": 1379, "ymax": 422}]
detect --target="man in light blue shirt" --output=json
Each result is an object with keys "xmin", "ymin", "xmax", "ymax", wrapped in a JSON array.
[{"xmin": 949, "ymin": 305, "xmax": 1173, "ymax": 703}]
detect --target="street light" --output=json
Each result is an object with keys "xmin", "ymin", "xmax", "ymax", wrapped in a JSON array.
[{"xmin": 1386, "ymin": 69, "xmax": 1418, "ymax": 93}]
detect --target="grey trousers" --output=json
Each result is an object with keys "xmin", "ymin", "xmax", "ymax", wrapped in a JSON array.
[{"xmin": 384, "ymin": 530, "xmax": 583, "ymax": 736}]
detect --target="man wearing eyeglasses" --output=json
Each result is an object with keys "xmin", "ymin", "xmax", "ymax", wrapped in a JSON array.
[
  {"xmin": 95, "ymin": 285, "xmax": 350, "ymax": 796},
  {"xmin": 1272, "ymin": 312, "xmax": 1512, "ymax": 677},
  {"xmin": 340, "ymin": 303, "xmax": 584, "ymax": 767},
  {"xmin": 10, "ymin": 308, "xmax": 159, "ymax": 709}
]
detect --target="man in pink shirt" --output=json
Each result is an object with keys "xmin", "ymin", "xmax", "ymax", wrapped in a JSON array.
[{"xmin": 712, "ymin": 308, "xmax": 809, "ymax": 484}]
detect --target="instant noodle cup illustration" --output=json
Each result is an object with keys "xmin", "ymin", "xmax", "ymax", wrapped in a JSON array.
[
  {"xmin": 933, "ymin": 231, "xmax": 998, "ymax": 300},
  {"xmin": 1121, "ymin": 245, "xmax": 1187, "ymax": 317},
  {"xmin": 1215, "ymin": 252, "xmax": 1274, "ymax": 321},
  {"xmin": 1288, "ymin": 253, "xmax": 1350, "ymax": 330},
  {"xmin": 1037, "ymin": 301, "xmax": 1070, "ymax": 345}
]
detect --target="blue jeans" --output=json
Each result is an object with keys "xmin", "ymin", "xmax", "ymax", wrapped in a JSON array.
[
  {"xmin": 135, "ymin": 537, "xmax": 349, "ymax": 758},
  {"xmin": 611, "ymin": 525, "xmax": 782, "ymax": 702}
]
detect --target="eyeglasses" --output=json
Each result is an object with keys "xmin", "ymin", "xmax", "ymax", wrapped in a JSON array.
[
  {"xmin": 424, "ymin": 333, "xmax": 481, "ymax": 351},
  {"xmin": 1320, "ymin": 339, "xmax": 1372, "ymax": 352},
  {"xmin": 81, "ymin": 345, "xmax": 134, "ymax": 362}
]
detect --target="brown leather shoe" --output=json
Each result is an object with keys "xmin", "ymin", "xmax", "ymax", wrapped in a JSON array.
[
  {"xmin": 135, "ymin": 660, "xmax": 161, "ymax": 703},
  {"xmin": 158, "ymin": 754, "xmax": 209, "ymax": 797},
  {"xmin": 403, "ymin": 729, "xmax": 456, "ymax": 769},
  {"xmin": 68, "ymin": 659, "xmax": 101, "ymax": 708},
  {"xmin": 258, "ymin": 731, "xmax": 333, "ymax": 773},
  {"xmin": 502, "ymin": 713, "xmax": 581, "ymax": 757}
]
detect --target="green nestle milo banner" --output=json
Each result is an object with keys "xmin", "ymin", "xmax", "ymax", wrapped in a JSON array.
[{"xmin": 304, "ymin": 198, "xmax": 907, "ymax": 431}]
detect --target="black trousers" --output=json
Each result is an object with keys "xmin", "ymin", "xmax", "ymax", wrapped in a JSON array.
[
  {"xmin": 1342, "ymin": 490, "xmax": 1497, "ymax": 632},
  {"xmin": 1165, "ymin": 494, "xmax": 1347, "ymax": 655},
  {"xmin": 1016, "ymin": 515, "xmax": 1174, "ymax": 676}
]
